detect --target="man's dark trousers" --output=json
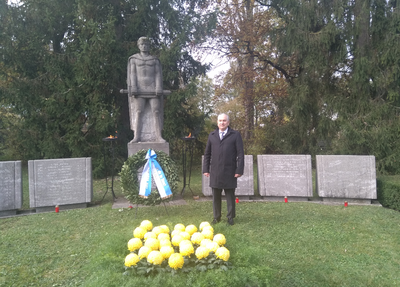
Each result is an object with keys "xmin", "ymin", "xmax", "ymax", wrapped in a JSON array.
[{"xmin": 212, "ymin": 188, "xmax": 236, "ymax": 220}]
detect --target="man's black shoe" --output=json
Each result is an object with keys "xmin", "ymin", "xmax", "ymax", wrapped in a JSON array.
[
  {"xmin": 228, "ymin": 218, "xmax": 234, "ymax": 226},
  {"xmin": 212, "ymin": 219, "xmax": 220, "ymax": 224}
]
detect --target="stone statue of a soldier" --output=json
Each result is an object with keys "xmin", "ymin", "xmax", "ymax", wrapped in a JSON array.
[{"xmin": 121, "ymin": 37, "xmax": 169, "ymax": 143}]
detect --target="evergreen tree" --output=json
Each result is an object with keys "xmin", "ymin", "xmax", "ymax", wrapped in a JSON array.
[{"xmin": 0, "ymin": 0, "xmax": 216, "ymax": 175}]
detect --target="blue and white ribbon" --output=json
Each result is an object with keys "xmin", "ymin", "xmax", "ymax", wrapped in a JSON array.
[{"xmin": 139, "ymin": 149, "xmax": 173, "ymax": 199}]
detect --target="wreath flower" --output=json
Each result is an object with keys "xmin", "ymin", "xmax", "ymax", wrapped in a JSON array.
[
  {"xmin": 191, "ymin": 232, "xmax": 205, "ymax": 245},
  {"xmin": 120, "ymin": 150, "xmax": 178, "ymax": 206},
  {"xmin": 195, "ymin": 246, "xmax": 210, "ymax": 260},
  {"xmin": 144, "ymin": 238, "xmax": 160, "ymax": 251},
  {"xmin": 140, "ymin": 220, "xmax": 153, "ymax": 231},
  {"xmin": 199, "ymin": 221, "xmax": 211, "ymax": 231},
  {"xmin": 125, "ymin": 253, "xmax": 140, "ymax": 267},
  {"xmin": 133, "ymin": 227, "xmax": 146, "ymax": 239},
  {"xmin": 174, "ymin": 224, "xmax": 186, "ymax": 232},
  {"xmin": 185, "ymin": 224, "xmax": 197, "ymax": 235},
  {"xmin": 213, "ymin": 234, "xmax": 226, "ymax": 246},
  {"xmin": 215, "ymin": 247, "xmax": 230, "ymax": 261},
  {"xmin": 160, "ymin": 246, "xmax": 175, "ymax": 259},
  {"xmin": 138, "ymin": 246, "xmax": 152, "ymax": 259},
  {"xmin": 127, "ymin": 238, "xmax": 143, "ymax": 252},
  {"xmin": 147, "ymin": 251, "xmax": 164, "ymax": 265},
  {"xmin": 168, "ymin": 253, "xmax": 184, "ymax": 270}
]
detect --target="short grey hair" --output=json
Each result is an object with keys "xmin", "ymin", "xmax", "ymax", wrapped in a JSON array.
[{"xmin": 218, "ymin": 113, "xmax": 230, "ymax": 121}]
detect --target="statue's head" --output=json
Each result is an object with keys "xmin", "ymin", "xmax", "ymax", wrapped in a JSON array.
[{"xmin": 137, "ymin": 37, "xmax": 150, "ymax": 46}]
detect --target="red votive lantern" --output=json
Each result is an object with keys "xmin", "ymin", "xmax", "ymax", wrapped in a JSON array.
[
  {"xmin": 55, "ymin": 205, "xmax": 59, "ymax": 213},
  {"xmin": 236, "ymin": 197, "xmax": 239, "ymax": 203},
  {"xmin": 284, "ymin": 196, "xmax": 288, "ymax": 203},
  {"xmin": 344, "ymin": 201, "xmax": 348, "ymax": 207}
]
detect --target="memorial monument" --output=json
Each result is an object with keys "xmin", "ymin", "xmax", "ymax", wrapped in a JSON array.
[{"xmin": 120, "ymin": 37, "xmax": 170, "ymax": 156}]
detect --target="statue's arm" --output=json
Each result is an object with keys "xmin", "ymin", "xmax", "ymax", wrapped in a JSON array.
[
  {"xmin": 129, "ymin": 57, "xmax": 138, "ymax": 95},
  {"xmin": 155, "ymin": 59, "xmax": 163, "ymax": 95}
]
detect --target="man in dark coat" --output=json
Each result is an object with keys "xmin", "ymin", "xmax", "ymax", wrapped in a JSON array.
[{"xmin": 203, "ymin": 113, "xmax": 244, "ymax": 225}]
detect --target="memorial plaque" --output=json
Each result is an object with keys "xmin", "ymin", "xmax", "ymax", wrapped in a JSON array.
[
  {"xmin": 0, "ymin": 161, "xmax": 22, "ymax": 215},
  {"xmin": 257, "ymin": 155, "xmax": 312, "ymax": 198},
  {"xmin": 316, "ymin": 155, "xmax": 376, "ymax": 200},
  {"xmin": 29, "ymin": 158, "xmax": 92, "ymax": 209},
  {"xmin": 202, "ymin": 155, "xmax": 254, "ymax": 197}
]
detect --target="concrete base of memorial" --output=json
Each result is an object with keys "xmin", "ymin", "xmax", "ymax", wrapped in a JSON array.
[
  {"xmin": 0, "ymin": 210, "xmax": 18, "ymax": 218},
  {"xmin": 322, "ymin": 197, "xmax": 372, "ymax": 204},
  {"xmin": 128, "ymin": 141, "xmax": 169, "ymax": 156},
  {"xmin": 261, "ymin": 196, "xmax": 310, "ymax": 202},
  {"xmin": 35, "ymin": 203, "xmax": 88, "ymax": 213}
]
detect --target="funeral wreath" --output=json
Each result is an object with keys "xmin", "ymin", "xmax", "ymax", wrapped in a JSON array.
[{"xmin": 120, "ymin": 149, "xmax": 179, "ymax": 206}]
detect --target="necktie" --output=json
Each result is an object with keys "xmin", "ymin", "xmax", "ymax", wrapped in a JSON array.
[{"xmin": 220, "ymin": 132, "xmax": 224, "ymax": 140}]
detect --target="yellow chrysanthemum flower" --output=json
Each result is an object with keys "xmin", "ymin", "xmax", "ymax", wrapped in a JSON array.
[
  {"xmin": 174, "ymin": 223, "xmax": 185, "ymax": 232},
  {"xmin": 144, "ymin": 237, "xmax": 160, "ymax": 250},
  {"xmin": 179, "ymin": 239, "xmax": 192, "ymax": 247},
  {"xmin": 171, "ymin": 230, "xmax": 181, "ymax": 238},
  {"xmin": 213, "ymin": 234, "xmax": 226, "ymax": 246},
  {"xmin": 199, "ymin": 221, "xmax": 211, "ymax": 231},
  {"xmin": 201, "ymin": 229, "xmax": 214, "ymax": 240},
  {"xmin": 202, "ymin": 225, "xmax": 214, "ymax": 233},
  {"xmin": 144, "ymin": 231, "xmax": 157, "ymax": 240},
  {"xmin": 206, "ymin": 241, "xmax": 219, "ymax": 253},
  {"xmin": 147, "ymin": 250, "xmax": 164, "ymax": 265},
  {"xmin": 127, "ymin": 237, "xmax": 143, "ymax": 252},
  {"xmin": 200, "ymin": 238, "xmax": 212, "ymax": 247},
  {"xmin": 159, "ymin": 225, "xmax": 170, "ymax": 234},
  {"xmin": 124, "ymin": 253, "xmax": 140, "ymax": 267},
  {"xmin": 158, "ymin": 233, "xmax": 170, "ymax": 241},
  {"xmin": 133, "ymin": 227, "xmax": 147, "ymax": 239},
  {"xmin": 140, "ymin": 220, "xmax": 153, "ymax": 231},
  {"xmin": 195, "ymin": 246, "xmax": 210, "ymax": 260},
  {"xmin": 159, "ymin": 239, "xmax": 172, "ymax": 248},
  {"xmin": 179, "ymin": 240, "xmax": 194, "ymax": 256},
  {"xmin": 191, "ymin": 232, "xmax": 205, "ymax": 245},
  {"xmin": 152, "ymin": 226, "xmax": 163, "ymax": 236},
  {"xmin": 171, "ymin": 234, "xmax": 184, "ymax": 247},
  {"xmin": 179, "ymin": 231, "xmax": 191, "ymax": 240},
  {"xmin": 185, "ymin": 224, "xmax": 197, "ymax": 235},
  {"xmin": 168, "ymin": 253, "xmax": 184, "ymax": 270},
  {"xmin": 160, "ymin": 245, "xmax": 175, "ymax": 259},
  {"xmin": 138, "ymin": 246, "xmax": 152, "ymax": 259},
  {"xmin": 215, "ymin": 246, "xmax": 230, "ymax": 261}
]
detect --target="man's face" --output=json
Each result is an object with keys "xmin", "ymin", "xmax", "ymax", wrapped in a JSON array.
[{"xmin": 218, "ymin": 115, "xmax": 230, "ymax": 131}]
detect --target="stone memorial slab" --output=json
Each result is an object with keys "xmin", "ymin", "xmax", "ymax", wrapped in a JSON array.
[
  {"xmin": 29, "ymin": 158, "xmax": 92, "ymax": 211},
  {"xmin": 257, "ymin": 155, "xmax": 312, "ymax": 200},
  {"xmin": 316, "ymin": 155, "xmax": 376, "ymax": 202},
  {"xmin": 202, "ymin": 155, "xmax": 254, "ymax": 198},
  {"xmin": 0, "ymin": 161, "xmax": 22, "ymax": 217}
]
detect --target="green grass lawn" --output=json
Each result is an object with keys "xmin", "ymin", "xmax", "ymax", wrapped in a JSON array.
[{"xmin": 1, "ymin": 165, "xmax": 400, "ymax": 286}]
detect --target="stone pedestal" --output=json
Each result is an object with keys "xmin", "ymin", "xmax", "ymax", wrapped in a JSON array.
[{"xmin": 128, "ymin": 142, "xmax": 170, "ymax": 157}]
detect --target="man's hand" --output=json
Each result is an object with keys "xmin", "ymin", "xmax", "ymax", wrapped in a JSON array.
[
  {"xmin": 203, "ymin": 173, "xmax": 210, "ymax": 177},
  {"xmin": 234, "ymin": 174, "xmax": 242, "ymax": 178}
]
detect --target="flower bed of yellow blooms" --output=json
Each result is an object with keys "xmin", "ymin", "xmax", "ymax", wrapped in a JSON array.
[{"xmin": 123, "ymin": 220, "xmax": 231, "ymax": 275}]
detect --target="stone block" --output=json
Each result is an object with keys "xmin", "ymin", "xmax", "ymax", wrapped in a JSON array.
[
  {"xmin": 29, "ymin": 158, "xmax": 92, "ymax": 208},
  {"xmin": 316, "ymin": 155, "xmax": 377, "ymax": 200},
  {"xmin": 128, "ymin": 142, "xmax": 169, "ymax": 157},
  {"xmin": 202, "ymin": 155, "xmax": 254, "ymax": 197},
  {"xmin": 257, "ymin": 155, "xmax": 312, "ymax": 198},
  {"xmin": 0, "ymin": 161, "xmax": 22, "ymax": 215}
]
